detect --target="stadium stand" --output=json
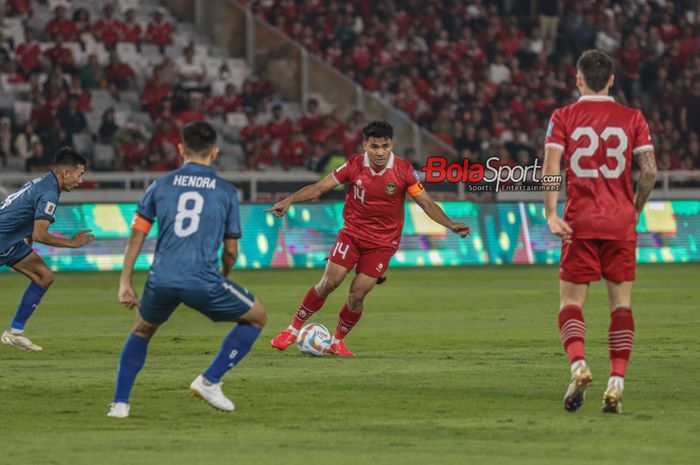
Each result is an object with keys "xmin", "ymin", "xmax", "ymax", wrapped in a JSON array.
[
  {"xmin": 0, "ymin": 0, "xmax": 697, "ymax": 187},
  {"xmin": 248, "ymin": 0, "xmax": 699, "ymax": 169}
]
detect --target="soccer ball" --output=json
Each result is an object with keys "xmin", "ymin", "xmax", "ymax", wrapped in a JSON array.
[{"xmin": 297, "ymin": 323, "xmax": 331, "ymax": 356}]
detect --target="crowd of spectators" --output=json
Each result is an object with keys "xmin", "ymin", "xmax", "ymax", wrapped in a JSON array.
[
  {"xmin": 1, "ymin": 0, "xmax": 362, "ymax": 173},
  {"xmin": 250, "ymin": 0, "xmax": 700, "ymax": 170}
]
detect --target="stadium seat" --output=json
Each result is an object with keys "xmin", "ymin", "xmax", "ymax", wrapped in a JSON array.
[{"xmin": 93, "ymin": 143, "xmax": 117, "ymax": 171}]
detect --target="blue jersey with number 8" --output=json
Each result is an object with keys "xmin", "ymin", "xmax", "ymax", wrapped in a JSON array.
[{"xmin": 137, "ymin": 162, "xmax": 240, "ymax": 289}]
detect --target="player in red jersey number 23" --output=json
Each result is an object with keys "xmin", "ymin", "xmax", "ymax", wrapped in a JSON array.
[
  {"xmin": 543, "ymin": 50, "xmax": 657, "ymax": 414},
  {"xmin": 267, "ymin": 121, "xmax": 470, "ymax": 356}
]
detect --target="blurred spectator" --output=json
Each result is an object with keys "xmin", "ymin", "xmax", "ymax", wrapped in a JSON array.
[
  {"xmin": 13, "ymin": 122, "xmax": 38, "ymax": 160},
  {"xmin": 44, "ymin": 5, "xmax": 76, "ymax": 42},
  {"xmin": 79, "ymin": 54, "xmax": 105, "ymax": 90},
  {"xmin": 99, "ymin": 108, "xmax": 119, "ymax": 144},
  {"xmin": 146, "ymin": 8, "xmax": 173, "ymax": 48},
  {"xmin": 16, "ymin": 28, "xmax": 41, "ymax": 74},
  {"xmin": 141, "ymin": 64, "xmax": 172, "ymax": 116},
  {"xmin": 122, "ymin": 9, "xmax": 142, "ymax": 44},
  {"xmin": 25, "ymin": 138, "xmax": 50, "ymax": 173},
  {"xmin": 73, "ymin": 7, "xmax": 96, "ymax": 46},
  {"xmin": 93, "ymin": 4, "xmax": 123, "ymax": 50},
  {"xmin": 0, "ymin": 117, "xmax": 14, "ymax": 167},
  {"xmin": 56, "ymin": 94, "xmax": 88, "ymax": 138},
  {"xmin": 176, "ymin": 46, "xmax": 206, "ymax": 91},
  {"xmin": 6, "ymin": 0, "xmax": 32, "ymax": 18},
  {"xmin": 105, "ymin": 52, "xmax": 136, "ymax": 91},
  {"xmin": 44, "ymin": 35, "xmax": 75, "ymax": 72}
]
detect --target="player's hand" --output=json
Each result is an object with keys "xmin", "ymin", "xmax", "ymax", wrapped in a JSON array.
[
  {"xmin": 70, "ymin": 229, "xmax": 95, "ymax": 248},
  {"xmin": 118, "ymin": 283, "xmax": 140, "ymax": 310},
  {"xmin": 264, "ymin": 199, "xmax": 292, "ymax": 218},
  {"xmin": 547, "ymin": 214, "xmax": 573, "ymax": 243},
  {"xmin": 450, "ymin": 222, "xmax": 471, "ymax": 238}
]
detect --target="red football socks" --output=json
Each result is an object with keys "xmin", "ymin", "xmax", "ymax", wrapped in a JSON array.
[
  {"xmin": 609, "ymin": 307, "xmax": 635, "ymax": 377},
  {"xmin": 291, "ymin": 287, "xmax": 327, "ymax": 330},
  {"xmin": 558, "ymin": 304, "xmax": 586, "ymax": 363},
  {"xmin": 333, "ymin": 304, "xmax": 362, "ymax": 340}
]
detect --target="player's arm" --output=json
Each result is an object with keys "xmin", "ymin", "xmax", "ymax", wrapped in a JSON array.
[
  {"xmin": 633, "ymin": 150, "xmax": 657, "ymax": 218},
  {"xmin": 412, "ymin": 190, "xmax": 470, "ymax": 237},
  {"xmin": 265, "ymin": 174, "xmax": 339, "ymax": 218},
  {"xmin": 542, "ymin": 146, "xmax": 572, "ymax": 242},
  {"xmin": 119, "ymin": 214, "xmax": 151, "ymax": 310},
  {"xmin": 32, "ymin": 219, "xmax": 94, "ymax": 248},
  {"xmin": 221, "ymin": 237, "xmax": 238, "ymax": 277}
]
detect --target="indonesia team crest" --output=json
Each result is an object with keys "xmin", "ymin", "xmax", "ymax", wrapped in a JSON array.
[{"xmin": 385, "ymin": 182, "xmax": 396, "ymax": 194}]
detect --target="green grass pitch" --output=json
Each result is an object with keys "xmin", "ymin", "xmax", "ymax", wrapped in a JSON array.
[{"xmin": 0, "ymin": 264, "xmax": 698, "ymax": 465}]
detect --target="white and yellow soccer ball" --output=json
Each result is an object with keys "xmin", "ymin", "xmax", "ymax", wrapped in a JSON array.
[{"xmin": 297, "ymin": 323, "xmax": 331, "ymax": 356}]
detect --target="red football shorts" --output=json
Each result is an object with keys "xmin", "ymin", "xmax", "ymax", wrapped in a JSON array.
[
  {"xmin": 560, "ymin": 238, "xmax": 637, "ymax": 284},
  {"xmin": 328, "ymin": 230, "xmax": 396, "ymax": 278}
]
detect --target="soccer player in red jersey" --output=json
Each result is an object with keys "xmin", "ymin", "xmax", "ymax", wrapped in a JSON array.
[
  {"xmin": 268, "ymin": 121, "xmax": 470, "ymax": 356},
  {"xmin": 543, "ymin": 50, "xmax": 657, "ymax": 413}
]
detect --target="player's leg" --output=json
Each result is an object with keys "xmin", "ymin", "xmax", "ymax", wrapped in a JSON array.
[
  {"xmin": 109, "ymin": 285, "xmax": 177, "ymax": 418},
  {"xmin": 271, "ymin": 232, "xmax": 357, "ymax": 351},
  {"xmin": 1, "ymin": 246, "xmax": 53, "ymax": 352},
  {"xmin": 327, "ymin": 272, "xmax": 378, "ymax": 357},
  {"xmin": 328, "ymin": 244, "xmax": 393, "ymax": 356},
  {"xmin": 558, "ymin": 239, "xmax": 601, "ymax": 412},
  {"xmin": 600, "ymin": 239, "xmax": 637, "ymax": 413},
  {"xmin": 188, "ymin": 281, "xmax": 264, "ymax": 412}
]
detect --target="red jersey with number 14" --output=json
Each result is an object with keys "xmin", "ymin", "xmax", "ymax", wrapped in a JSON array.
[
  {"xmin": 332, "ymin": 153, "xmax": 425, "ymax": 248},
  {"xmin": 545, "ymin": 95, "xmax": 654, "ymax": 240}
]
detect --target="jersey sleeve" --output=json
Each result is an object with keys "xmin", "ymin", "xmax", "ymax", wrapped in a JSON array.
[
  {"xmin": 632, "ymin": 110, "xmax": 654, "ymax": 154},
  {"xmin": 136, "ymin": 181, "xmax": 157, "ymax": 222},
  {"xmin": 34, "ymin": 189, "xmax": 59, "ymax": 223},
  {"xmin": 405, "ymin": 166, "xmax": 426, "ymax": 197},
  {"xmin": 225, "ymin": 187, "xmax": 241, "ymax": 239},
  {"xmin": 331, "ymin": 161, "xmax": 351, "ymax": 184},
  {"xmin": 544, "ymin": 109, "xmax": 567, "ymax": 153}
]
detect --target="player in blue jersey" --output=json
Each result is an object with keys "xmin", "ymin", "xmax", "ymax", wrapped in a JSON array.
[
  {"xmin": 108, "ymin": 121, "xmax": 267, "ymax": 418},
  {"xmin": 0, "ymin": 147, "xmax": 94, "ymax": 352}
]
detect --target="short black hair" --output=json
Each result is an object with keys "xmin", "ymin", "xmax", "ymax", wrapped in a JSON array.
[
  {"xmin": 362, "ymin": 121, "xmax": 393, "ymax": 140},
  {"xmin": 54, "ymin": 146, "xmax": 87, "ymax": 166},
  {"xmin": 182, "ymin": 121, "xmax": 217, "ymax": 153},
  {"xmin": 576, "ymin": 50, "xmax": 614, "ymax": 92}
]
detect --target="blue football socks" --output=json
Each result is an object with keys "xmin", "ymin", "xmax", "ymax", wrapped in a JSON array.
[
  {"xmin": 203, "ymin": 323, "xmax": 262, "ymax": 384},
  {"xmin": 113, "ymin": 333, "xmax": 149, "ymax": 403},
  {"xmin": 10, "ymin": 282, "xmax": 48, "ymax": 331}
]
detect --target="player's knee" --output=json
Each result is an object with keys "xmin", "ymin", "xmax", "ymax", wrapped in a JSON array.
[
  {"xmin": 244, "ymin": 300, "xmax": 267, "ymax": 328},
  {"xmin": 347, "ymin": 290, "xmax": 366, "ymax": 310},
  {"xmin": 37, "ymin": 270, "xmax": 54, "ymax": 288},
  {"xmin": 317, "ymin": 277, "xmax": 341, "ymax": 295}
]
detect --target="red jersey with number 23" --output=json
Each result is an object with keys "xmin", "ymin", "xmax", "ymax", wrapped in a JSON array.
[
  {"xmin": 332, "ymin": 153, "xmax": 425, "ymax": 249},
  {"xmin": 545, "ymin": 95, "xmax": 654, "ymax": 240}
]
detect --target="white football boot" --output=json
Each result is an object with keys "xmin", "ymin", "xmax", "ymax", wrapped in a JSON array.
[
  {"xmin": 189, "ymin": 375, "xmax": 234, "ymax": 412},
  {"xmin": 563, "ymin": 360, "xmax": 593, "ymax": 412},
  {"xmin": 107, "ymin": 402, "xmax": 130, "ymax": 418},
  {"xmin": 1, "ymin": 330, "xmax": 43, "ymax": 352},
  {"xmin": 602, "ymin": 376, "xmax": 624, "ymax": 414}
]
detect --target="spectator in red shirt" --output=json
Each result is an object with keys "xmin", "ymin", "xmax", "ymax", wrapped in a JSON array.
[
  {"xmin": 45, "ymin": 5, "xmax": 77, "ymax": 42},
  {"xmin": 298, "ymin": 98, "xmax": 323, "ymax": 140},
  {"xmin": 175, "ymin": 95, "xmax": 206, "ymax": 125},
  {"xmin": 240, "ymin": 111, "xmax": 267, "ymax": 141},
  {"xmin": 6, "ymin": 0, "xmax": 31, "ymax": 18},
  {"xmin": 105, "ymin": 52, "xmax": 137, "ymax": 91},
  {"xmin": 279, "ymin": 130, "xmax": 310, "ymax": 169},
  {"xmin": 121, "ymin": 9, "xmax": 143, "ymax": 44},
  {"xmin": 267, "ymin": 104, "xmax": 294, "ymax": 141},
  {"xmin": 141, "ymin": 65, "xmax": 172, "ymax": 116},
  {"xmin": 68, "ymin": 75, "xmax": 92, "ymax": 112},
  {"xmin": 93, "ymin": 4, "xmax": 124, "ymax": 50},
  {"xmin": 45, "ymin": 35, "xmax": 76, "ymax": 72},
  {"xmin": 146, "ymin": 8, "xmax": 174, "ymax": 48},
  {"xmin": 16, "ymin": 28, "xmax": 41, "ymax": 75}
]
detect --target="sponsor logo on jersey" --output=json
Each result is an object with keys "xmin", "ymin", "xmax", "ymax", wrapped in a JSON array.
[
  {"xmin": 385, "ymin": 182, "xmax": 396, "ymax": 194},
  {"xmin": 45, "ymin": 202, "xmax": 56, "ymax": 215}
]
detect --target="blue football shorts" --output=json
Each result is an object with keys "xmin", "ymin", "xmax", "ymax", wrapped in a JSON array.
[
  {"xmin": 138, "ymin": 278, "xmax": 256, "ymax": 325},
  {"xmin": 0, "ymin": 240, "xmax": 33, "ymax": 268}
]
